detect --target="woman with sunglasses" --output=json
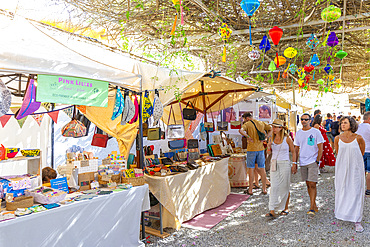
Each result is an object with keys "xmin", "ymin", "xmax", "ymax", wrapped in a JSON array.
[
  {"xmin": 265, "ymin": 119, "xmax": 296, "ymax": 217},
  {"xmin": 334, "ymin": 116, "xmax": 366, "ymax": 232},
  {"xmin": 312, "ymin": 115, "xmax": 336, "ymax": 173}
]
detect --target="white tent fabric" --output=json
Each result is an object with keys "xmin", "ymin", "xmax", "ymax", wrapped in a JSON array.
[{"xmin": 0, "ymin": 14, "xmax": 205, "ymax": 98}]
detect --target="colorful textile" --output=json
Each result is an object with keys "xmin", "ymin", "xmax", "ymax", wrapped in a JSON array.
[
  {"xmin": 318, "ymin": 125, "xmax": 336, "ymax": 167},
  {"xmin": 112, "ymin": 88, "xmax": 124, "ymax": 121},
  {"xmin": 142, "ymin": 91, "xmax": 153, "ymax": 122}
]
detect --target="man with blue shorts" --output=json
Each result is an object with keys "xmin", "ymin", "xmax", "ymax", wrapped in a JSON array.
[
  {"xmin": 239, "ymin": 112, "xmax": 271, "ymax": 195},
  {"xmin": 356, "ymin": 111, "xmax": 370, "ymax": 196}
]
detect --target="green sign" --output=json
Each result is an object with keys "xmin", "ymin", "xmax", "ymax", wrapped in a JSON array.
[{"xmin": 36, "ymin": 74, "xmax": 109, "ymax": 107}]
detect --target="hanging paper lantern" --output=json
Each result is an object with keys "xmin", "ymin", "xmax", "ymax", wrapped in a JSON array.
[
  {"xmin": 306, "ymin": 33, "xmax": 320, "ymax": 50},
  {"xmin": 288, "ymin": 64, "xmax": 298, "ymax": 74},
  {"xmin": 326, "ymin": 32, "xmax": 339, "ymax": 47},
  {"xmin": 305, "ymin": 75, "xmax": 312, "ymax": 84},
  {"xmin": 274, "ymin": 56, "xmax": 286, "ymax": 66},
  {"xmin": 170, "ymin": 0, "xmax": 185, "ymax": 35},
  {"xmin": 240, "ymin": 0, "xmax": 261, "ymax": 45},
  {"xmin": 248, "ymin": 50, "xmax": 260, "ymax": 60},
  {"xmin": 268, "ymin": 61, "xmax": 276, "ymax": 71},
  {"xmin": 335, "ymin": 50, "xmax": 348, "ymax": 60},
  {"xmin": 304, "ymin": 64, "xmax": 315, "ymax": 73},
  {"xmin": 218, "ymin": 22, "xmax": 232, "ymax": 62},
  {"xmin": 321, "ymin": 5, "xmax": 341, "ymax": 22},
  {"xmin": 317, "ymin": 79, "xmax": 325, "ymax": 85},
  {"xmin": 283, "ymin": 47, "xmax": 297, "ymax": 59},
  {"xmin": 324, "ymin": 64, "xmax": 333, "ymax": 74},
  {"xmin": 310, "ymin": 54, "xmax": 320, "ymax": 67},
  {"xmin": 269, "ymin": 26, "xmax": 283, "ymax": 68},
  {"xmin": 259, "ymin": 35, "xmax": 271, "ymax": 52}
]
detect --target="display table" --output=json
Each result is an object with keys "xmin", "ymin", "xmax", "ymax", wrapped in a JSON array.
[
  {"xmin": 145, "ymin": 158, "xmax": 230, "ymax": 230},
  {"xmin": 228, "ymin": 154, "xmax": 249, "ymax": 187},
  {"xmin": 0, "ymin": 184, "xmax": 150, "ymax": 247}
]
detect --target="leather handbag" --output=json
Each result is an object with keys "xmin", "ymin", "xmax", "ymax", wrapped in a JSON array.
[
  {"xmin": 230, "ymin": 120, "xmax": 242, "ymax": 129},
  {"xmin": 188, "ymin": 152, "xmax": 200, "ymax": 160},
  {"xmin": 168, "ymin": 139, "xmax": 186, "ymax": 149},
  {"xmin": 187, "ymin": 139, "xmax": 199, "ymax": 149},
  {"xmin": 147, "ymin": 127, "xmax": 161, "ymax": 140},
  {"xmin": 217, "ymin": 121, "xmax": 228, "ymax": 131},
  {"xmin": 183, "ymin": 101, "xmax": 197, "ymax": 120},
  {"xmin": 167, "ymin": 104, "xmax": 185, "ymax": 139},
  {"xmin": 204, "ymin": 122, "xmax": 215, "ymax": 132},
  {"xmin": 91, "ymin": 127, "xmax": 109, "ymax": 148},
  {"xmin": 143, "ymin": 122, "xmax": 148, "ymax": 137}
]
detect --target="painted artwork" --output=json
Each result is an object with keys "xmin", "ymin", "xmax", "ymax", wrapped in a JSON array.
[
  {"xmin": 258, "ymin": 103, "xmax": 272, "ymax": 121},
  {"xmin": 222, "ymin": 107, "xmax": 237, "ymax": 122}
]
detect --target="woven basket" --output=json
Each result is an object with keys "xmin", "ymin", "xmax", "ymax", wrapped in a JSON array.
[
  {"xmin": 6, "ymin": 196, "xmax": 34, "ymax": 211},
  {"xmin": 98, "ymin": 174, "xmax": 121, "ymax": 185},
  {"xmin": 121, "ymin": 176, "xmax": 145, "ymax": 187}
]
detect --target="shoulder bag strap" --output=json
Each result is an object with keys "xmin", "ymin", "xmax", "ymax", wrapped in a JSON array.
[
  {"xmin": 179, "ymin": 102, "xmax": 185, "ymax": 127},
  {"xmin": 207, "ymin": 96, "xmax": 215, "ymax": 124},
  {"xmin": 167, "ymin": 105, "xmax": 174, "ymax": 126},
  {"xmin": 250, "ymin": 120, "xmax": 261, "ymax": 133}
]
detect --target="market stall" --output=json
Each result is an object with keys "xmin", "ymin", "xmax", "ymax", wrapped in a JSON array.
[
  {"xmin": 144, "ymin": 158, "xmax": 230, "ymax": 230},
  {"xmin": 0, "ymin": 184, "xmax": 150, "ymax": 247}
]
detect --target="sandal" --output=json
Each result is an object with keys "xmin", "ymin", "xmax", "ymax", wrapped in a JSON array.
[
  {"xmin": 280, "ymin": 210, "xmax": 289, "ymax": 216},
  {"xmin": 253, "ymin": 183, "xmax": 260, "ymax": 189},
  {"xmin": 244, "ymin": 190, "xmax": 253, "ymax": 195},
  {"xmin": 262, "ymin": 191, "xmax": 268, "ymax": 195},
  {"xmin": 307, "ymin": 210, "xmax": 315, "ymax": 215},
  {"xmin": 265, "ymin": 212, "xmax": 276, "ymax": 218}
]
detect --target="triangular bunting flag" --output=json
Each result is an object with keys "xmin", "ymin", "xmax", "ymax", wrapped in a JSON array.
[
  {"xmin": 32, "ymin": 114, "xmax": 44, "ymax": 126},
  {"xmin": 10, "ymin": 107, "xmax": 20, "ymax": 114},
  {"xmin": 63, "ymin": 107, "xmax": 74, "ymax": 119},
  {"xmin": 41, "ymin": 102, "xmax": 52, "ymax": 111},
  {"xmin": 17, "ymin": 116, "xmax": 27, "ymax": 128},
  {"xmin": 0, "ymin": 115, "xmax": 11, "ymax": 128},
  {"xmin": 47, "ymin": 111, "xmax": 59, "ymax": 124}
]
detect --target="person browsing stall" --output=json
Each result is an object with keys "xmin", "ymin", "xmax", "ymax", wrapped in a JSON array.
[
  {"xmin": 239, "ymin": 112, "xmax": 271, "ymax": 196},
  {"xmin": 265, "ymin": 119, "xmax": 296, "ymax": 218},
  {"xmin": 356, "ymin": 111, "xmax": 370, "ymax": 196},
  {"xmin": 292, "ymin": 113, "xmax": 324, "ymax": 215}
]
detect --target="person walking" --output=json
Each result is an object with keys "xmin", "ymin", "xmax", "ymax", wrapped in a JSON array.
[
  {"xmin": 292, "ymin": 113, "xmax": 324, "ymax": 215},
  {"xmin": 356, "ymin": 111, "xmax": 370, "ymax": 196},
  {"xmin": 265, "ymin": 119, "xmax": 296, "ymax": 218},
  {"xmin": 239, "ymin": 112, "xmax": 271, "ymax": 195},
  {"xmin": 312, "ymin": 115, "xmax": 336, "ymax": 173},
  {"xmin": 323, "ymin": 113, "xmax": 334, "ymax": 148},
  {"xmin": 334, "ymin": 116, "xmax": 366, "ymax": 232}
]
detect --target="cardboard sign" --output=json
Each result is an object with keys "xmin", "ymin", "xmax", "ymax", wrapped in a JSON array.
[
  {"xmin": 78, "ymin": 172, "xmax": 95, "ymax": 191},
  {"xmin": 50, "ymin": 177, "xmax": 69, "ymax": 193},
  {"xmin": 36, "ymin": 74, "xmax": 108, "ymax": 107}
]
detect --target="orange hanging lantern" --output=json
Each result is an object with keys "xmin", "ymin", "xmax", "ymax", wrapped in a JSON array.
[
  {"xmin": 170, "ymin": 0, "xmax": 185, "ymax": 35},
  {"xmin": 268, "ymin": 26, "xmax": 283, "ymax": 67},
  {"xmin": 218, "ymin": 22, "xmax": 232, "ymax": 62}
]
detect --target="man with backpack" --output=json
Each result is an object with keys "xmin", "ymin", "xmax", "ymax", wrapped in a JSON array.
[
  {"xmin": 239, "ymin": 112, "xmax": 271, "ymax": 195},
  {"xmin": 323, "ymin": 113, "xmax": 334, "ymax": 148}
]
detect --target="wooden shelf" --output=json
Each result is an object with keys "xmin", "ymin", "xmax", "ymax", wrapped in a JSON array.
[{"xmin": 0, "ymin": 156, "xmax": 40, "ymax": 164}]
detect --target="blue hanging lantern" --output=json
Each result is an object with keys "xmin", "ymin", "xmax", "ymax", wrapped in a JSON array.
[
  {"xmin": 240, "ymin": 0, "xmax": 261, "ymax": 45},
  {"xmin": 310, "ymin": 54, "xmax": 320, "ymax": 67},
  {"xmin": 324, "ymin": 64, "xmax": 333, "ymax": 74},
  {"xmin": 256, "ymin": 35, "xmax": 270, "ymax": 69}
]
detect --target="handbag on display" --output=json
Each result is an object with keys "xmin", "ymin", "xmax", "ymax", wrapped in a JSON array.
[
  {"xmin": 188, "ymin": 152, "xmax": 200, "ymax": 160},
  {"xmin": 147, "ymin": 127, "xmax": 161, "ymax": 141},
  {"xmin": 183, "ymin": 101, "xmax": 197, "ymax": 120},
  {"xmin": 176, "ymin": 151, "xmax": 188, "ymax": 161},
  {"xmin": 168, "ymin": 139, "xmax": 187, "ymax": 149},
  {"xmin": 217, "ymin": 121, "xmax": 228, "ymax": 131},
  {"xmin": 15, "ymin": 77, "xmax": 41, "ymax": 120},
  {"xmin": 0, "ymin": 79, "xmax": 11, "ymax": 117},
  {"xmin": 187, "ymin": 139, "xmax": 199, "ymax": 149},
  {"xmin": 74, "ymin": 110, "xmax": 91, "ymax": 137},
  {"xmin": 142, "ymin": 122, "xmax": 148, "ymax": 137},
  {"xmin": 152, "ymin": 91, "xmax": 163, "ymax": 125},
  {"xmin": 166, "ymin": 104, "xmax": 185, "ymax": 139},
  {"xmin": 61, "ymin": 106, "xmax": 87, "ymax": 137},
  {"xmin": 91, "ymin": 127, "xmax": 109, "ymax": 148},
  {"xmin": 230, "ymin": 121, "xmax": 242, "ymax": 129}
]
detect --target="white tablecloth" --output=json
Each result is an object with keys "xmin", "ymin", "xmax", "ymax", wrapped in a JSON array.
[
  {"xmin": 145, "ymin": 158, "xmax": 230, "ymax": 229},
  {"xmin": 0, "ymin": 184, "xmax": 150, "ymax": 247}
]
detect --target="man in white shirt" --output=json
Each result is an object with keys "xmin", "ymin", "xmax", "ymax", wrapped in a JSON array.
[
  {"xmin": 293, "ymin": 113, "xmax": 324, "ymax": 215},
  {"xmin": 356, "ymin": 111, "xmax": 370, "ymax": 196}
]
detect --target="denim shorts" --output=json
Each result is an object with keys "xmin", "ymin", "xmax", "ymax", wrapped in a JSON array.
[
  {"xmin": 363, "ymin": 152, "xmax": 370, "ymax": 172},
  {"xmin": 246, "ymin": 150, "xmax": 265, "ymax": 168}
]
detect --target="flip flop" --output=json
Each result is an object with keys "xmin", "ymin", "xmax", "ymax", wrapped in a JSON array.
[
  {"xmin": 262, "ymin": 191, "xmax": 268, "ymax": 195},
  {"xmin": 307, "ymin": 210, "xmax": 315, "ymax": 215},
  {"xmin": 280, "ymin": 211, "xmax": 289, "ymax": 216},
  {"xmin": 253, "ymin": 183, "xmax": 260, "ymax": 189},
  {"xmin": 244, "ymin": 190, "xmax": 253, "ymax": 195},
  {"xmin": 265, "ymin": 212, "xmax": 276, "ymax": 218}
]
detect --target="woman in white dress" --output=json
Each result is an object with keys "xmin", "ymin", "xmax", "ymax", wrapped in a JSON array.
[
  {"xmin": 265, "ymin": 119, "xmax": 296, "ymax": 217},
  {"xmin": 334, "ymin": 116, "xmax": 366, "ymax": 232}
]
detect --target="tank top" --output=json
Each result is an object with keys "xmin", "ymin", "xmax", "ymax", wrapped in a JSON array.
[{"xmin": 271, "ymin": 137, "xmax": 290, "ymax": 161}]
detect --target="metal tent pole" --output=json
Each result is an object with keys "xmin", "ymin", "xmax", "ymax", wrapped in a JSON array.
[{"xmin": 51, "ymin": 103, "xmax": 55, "ymax": 169}]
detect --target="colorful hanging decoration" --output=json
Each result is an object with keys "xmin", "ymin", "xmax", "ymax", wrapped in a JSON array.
[
  {"xmin": 283, "ymin": 47, "xmax": 297, "ymax": 59},
  {"xmin": 304, "ymin": 64, "xmax": 315, "ymax": 73},
  {"xmin": 248, "ymin": 50, "xmax": 260, "ymax": 60},
  {"xmin": 306, "ymin": 33, "xmax": 320, "ymax": 50},
  {"xmin": 269, "ymin": 26, "xmax": 283, "ymax": 67},
  {"xmin": 335, "ymin": 50, "xmax": 348, "ymax": 77},
  {"xmin": 17, "ymin": 117, "xmax": 27, "ymax": 129},
  {"xmin": 288, "ymin": 64, "xmax": 298, "ymax": 74},
  {"xmin": 32, "ymin": 114, "xmax": 44, "ymax": 126},
  {"xmin": 170, "ymin": 0, "xmax": 185, "ymax": 35},
  {"xmin": 321, "ymin": 5, "xmax": 341, "ymax": 22},
  {"xmin": 0, "ymin": 115, "xmax": 11, "ymax": 128},
  {"xmin": 47, "ymin": 111, "xmax": 59, "ymax": 124},
  {"xmin": 257, "ymin": 35, "xmax": 271, "ymax": 68},
  {"xmin": 240, "ymin": 0, "xmax": 261, "ymax": 45},
  {"xmin": 316, "ymin": 79, "xmax": 325, "ymax": 85},
  {"xmin": 274, "ymin": 56, "xmax": 286, "ymax": 66},
  {"xmin": 310, "ymin": 54, "xmax": 320, "ymax": 67},
  {"xmin": 326, "ymin": 31, "xmax": 339, "ymax": 47},
  {"xmin": 267, "ymin": 61, "xmax": 276, "ymax": 84},
  {"xmin": 324, "ymin": 64, "xmax": 333, "ymax": 74},
  {"xmin": 218, "ymin": 22, "xmax": 232, "ymax": 62},
  {"xmin": 62, "ymin": 107, "xmax": 74, "ymax": 119}
]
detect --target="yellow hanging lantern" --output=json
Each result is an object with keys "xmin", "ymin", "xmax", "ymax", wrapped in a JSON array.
[
  {"xmin": 283, "ymin": 47, "xmax": 297, "ymax": 59},
  {"xmin": 218, "ymin": 22, "xmax": 232, "ymax": 62}
]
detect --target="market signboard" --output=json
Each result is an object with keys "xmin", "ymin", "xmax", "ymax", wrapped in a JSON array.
[{"xmin": 36, "ymin": 74, "xmax": 109, "ymax": 107}]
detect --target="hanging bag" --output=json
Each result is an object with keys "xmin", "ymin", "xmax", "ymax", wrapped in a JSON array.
[
  {"xmin": 91, "ymin": 126, "xmax": 109, "ymax": 148},
  {"xmin": 204, "ymin": 97, "xmax": 215, "ymax": 132},
  {"xmin": 147, "ymin": 118, "xmax": 161, "ymax": 141},
  {"xmin": 152, "ymin": 90, "xmax": 163, "ymax": 125},
  {"xmin": 61, "ymin": 106, "xmax": 87, "ymax": 137},
  {"xmin": 217, "ymin": 100, "xmax": 228, "ymax": 131},
  {"xmin": 230, "ymin": 92, "xmax": 242, "ymax": 129},
  {"xmin": 166, "ymin": 104, "xmax": 185, "ymax": 139},
  {"xmin": 183, "ymin": 101, "xmax": 197, "ymax": 120}
]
